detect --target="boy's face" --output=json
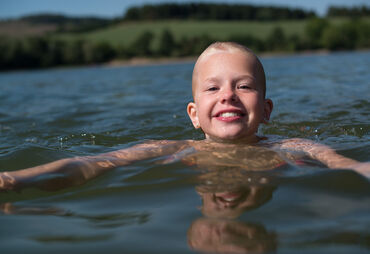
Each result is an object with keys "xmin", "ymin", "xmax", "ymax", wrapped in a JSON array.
[{"xmin": 188, "ymin": 51, "xmax": 272, "ymax": 142}]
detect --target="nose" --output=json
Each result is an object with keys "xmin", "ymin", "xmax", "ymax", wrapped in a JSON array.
[{"xmin": 220, "ymin": 87, "xmax": 237, "ymax": 103}]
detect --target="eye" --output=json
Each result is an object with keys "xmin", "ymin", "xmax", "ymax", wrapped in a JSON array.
[
  {"xmin": 206, "ymin": 86, "xmax": 219, "ymax": 91},
  {"xmin": 237, "ymin": 84, "xmax": 252, "ymax": 90}
]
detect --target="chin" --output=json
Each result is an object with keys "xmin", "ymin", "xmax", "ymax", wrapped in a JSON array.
[{"xmin": 219, "ymin": 130, "xmax": 249, "ymax": 140}]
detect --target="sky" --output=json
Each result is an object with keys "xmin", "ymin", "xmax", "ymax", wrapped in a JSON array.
[{"xmin": 1, "ymin": 0, "xmax": 369, "ymax": 19}]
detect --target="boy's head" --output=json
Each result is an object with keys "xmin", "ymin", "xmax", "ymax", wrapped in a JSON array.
[
  {"xmin": 192, "ymin": 42, "xmax": 266, "ymax": 98},
  {"xmin": 187, "ymin": 42, "xmax": 273, "ymax": 142}
]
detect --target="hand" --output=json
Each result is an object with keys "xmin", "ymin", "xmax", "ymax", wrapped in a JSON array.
[
  {"xmin": 351, "ymin": 162, "xmax": 370, "ymax": 178},
  {"xmin": 0, "ymin": 172, "xmax": 17, "ymax": 191}
]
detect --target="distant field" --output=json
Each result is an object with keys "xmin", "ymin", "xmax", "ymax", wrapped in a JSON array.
[
  {"xmin": 53, "ymin": 17, "xmax": 370, "ymax": 48},
  {"xmin": 0, "ymin": 21, "xmax": 57, "ymax": 37},
  {"xmin": 2, "ymin": 17, "xmax": 368, "ymax": 49},
  {"xmin": 54, "ymin": 20, "xmax": 308, "ymax": 47}
]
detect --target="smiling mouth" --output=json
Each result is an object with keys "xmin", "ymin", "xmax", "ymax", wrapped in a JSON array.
[
  {"xmin": 215, "ymin": 111, "xmax": 246, "ymax": 121},
  {"xmin": 218, "ymin": 112, "xmax": 244, "ymax": 117},
  {"xmin": 215, "ymin": 192, "xmax": 247, "ymax": 207}
]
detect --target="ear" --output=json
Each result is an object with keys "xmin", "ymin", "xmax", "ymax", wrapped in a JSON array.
[
  {"xmin": 187, "ymin": 102, "xmax": 200, "ymax": 129},
  {"xmin": 262, "ymin": 98, "xmax": 273, "ymax": 124}
]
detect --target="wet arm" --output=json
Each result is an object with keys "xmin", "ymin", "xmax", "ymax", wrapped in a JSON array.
[
  {"xmin": 0, "ymin": 153, "xmax": 134, "ymax": 191},
  {"xmin": 0, "ymin": 140, "xmax": 187, "ymax": 191},
  {"xmin": 280, "ymin": 138, "xmax": 370, "ymax": 177}
]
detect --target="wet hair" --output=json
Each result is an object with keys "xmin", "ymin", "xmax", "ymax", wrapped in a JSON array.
[{"xmin": 192, "ymin": 41, "xmax": 266, "ymax": 98}]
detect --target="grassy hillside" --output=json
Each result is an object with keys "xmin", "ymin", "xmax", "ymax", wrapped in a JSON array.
[
  {"xmin": 54, "ymin": 17, "xmax": 369, "ymax": 48},
  {"xmin": 1, "ymin": 17, "xmax": 369, "ymax": 70},
  {"xmin": 0, "ymin": 14, "xmax": 112, "ymax": 37},
  {"xmin": 54, "ymin": 20, "xmax": 307, "ymax": 47},
  {"xmin": 0, "ymin": 20, "xmax": 57, "ymax": 37}
]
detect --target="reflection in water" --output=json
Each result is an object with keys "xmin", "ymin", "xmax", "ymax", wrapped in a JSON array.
[
  {"xmin": 0, "ymin": 202, "xmax": 150, "ymax": 229},
  {"xmin": 195, "ymin": 167, "xmax": 277, "ymax": 219},
  {"xmin": 189, "ymin": 168, "xmax": 278, "ymax": 253},
  {"xmin": 197, "ymin": 185, "xmax": 275, "ymax": 219},
  {"xmin": 188, "ymin": 218, "xmax": 276, "ymax": 254},
  {"xmin": 0, "ymin": 202, "xmax": 67, "ymax": 216},
  {"xmin": 1, "ymin": 165, "xmax": 278, "ymax": 252}
]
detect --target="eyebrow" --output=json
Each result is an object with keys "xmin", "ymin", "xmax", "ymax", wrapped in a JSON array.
[
  {"xmin": 234, "ymin": 75, "xmax": 256, "ymax": 82},
  {"xmin": 203, "ymin": 75, "xmax": 256, "ymax": 84},
  {"xmin": 204, "ymin": 77, "xmax": 221, "ymax": 84}
]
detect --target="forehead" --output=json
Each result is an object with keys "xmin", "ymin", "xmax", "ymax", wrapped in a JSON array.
[
  {"xmin": 192, "ymin": 51, "xmax": 261, "ymax": 94},
  {"xmin": 197, "ymin": 51, "xmax": 257, "ymax": 78}
]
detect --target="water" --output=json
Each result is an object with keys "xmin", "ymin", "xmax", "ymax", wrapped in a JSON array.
[{"xmin": 0, "ymin": 51, "xmax": 369, "ymax": 254}]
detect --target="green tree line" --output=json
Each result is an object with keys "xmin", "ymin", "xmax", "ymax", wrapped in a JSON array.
[
  {"xmin": 124, "ymin": 3, "xmax": 315, "ymax": 21},
  {"xmin": 327, "ymin": 6, "xmax": 370, "ymax": 17},
  {"xmin": 18, "ymin": 14, "xmax": 115, "ymax": 33},
  {"xmin": 1, "ymin": 18, "xmax": 369, "ymax": 71}
]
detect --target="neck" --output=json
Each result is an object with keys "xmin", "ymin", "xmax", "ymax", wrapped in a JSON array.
[{"xmin": 205, "ymin": 134, "xmax": 263, "ymax": 144}]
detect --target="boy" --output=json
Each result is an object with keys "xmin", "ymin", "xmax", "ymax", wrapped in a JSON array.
[{"xmin": 0, "ymin": 42, "xmax": 369, "ymax": 191}]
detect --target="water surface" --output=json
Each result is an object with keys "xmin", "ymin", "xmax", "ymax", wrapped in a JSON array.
[{"xmin": 0, "ymin": 51, "xmax": 369, "ymax": 254}]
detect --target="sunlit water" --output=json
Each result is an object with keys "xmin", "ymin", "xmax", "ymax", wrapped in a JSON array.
[{"xmin": 0, "ymin": 51, "xmax": 369, "ymax": 254}]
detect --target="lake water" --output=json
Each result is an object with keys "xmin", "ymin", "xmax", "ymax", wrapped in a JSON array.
[{"xmin": 0, "ymin": 51, "xmax": 369, "ymax": 254}]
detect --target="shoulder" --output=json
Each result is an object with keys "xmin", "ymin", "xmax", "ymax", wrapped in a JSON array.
[
  {"xmin": 274, "ymin": 138, "xmax": 339, "ymax": 162},
  {"xmin": 120, "ymin": 139, "xmax": 193, "ymax": 154},
  {"xmin": 104, "ymin": 140, "xmax": 193, "ymax": 161},
  {"xmin": 257, "ymin": 135, "xmax": 315, "ymax": 149},
  {"xmin": 279, "ymin": 138, "xmax": 317, "ymax": 149},
  {"xmin": 266, "ymin": 136, "xmax": 329, "ymax": 154}
]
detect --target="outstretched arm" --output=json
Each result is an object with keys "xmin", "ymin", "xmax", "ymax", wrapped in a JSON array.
[
  {"xmin": 279, "ymin": 138, "xmax": 370, "ymax": 177},
  {"xmin": 0, "ymin": 140, "xmax": 188, "ymax": 191}
]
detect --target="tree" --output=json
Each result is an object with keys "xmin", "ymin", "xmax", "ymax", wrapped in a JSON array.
[
  {"xmin": 22, "ymin": 36, "xmax": 49, "ymax": 67},
  {"xmin": 43, "ymin": 39, "xmax": 65, "ymax": 66},
  {"xmin": 129, "ymin": 31, "xmax": 154, "ymax": 56},
  {"xmin": 157, "ymin": 29, "xmax": 176, "ymax": 56},
  {"xmin": 63, "ymin": 40, "xmax": 85, "ymax": 65},
  {"xmin": 265, "ymin": 27, "xmax": 286, "ymax": 51},
  {"xmin": 229, "ymin": 34, "xmax": 265, "ymax": 52},
  {"xmin": 353, "ymin": 20, "xmax": 370, "ymax": 48},
  {"xmin": 83, "ymin": 42, "xmax": 116, "ymax": 63},
  {"xmin": 304, "ymin": 18, "xmax": 329, "ymax": 49},
  {"xmin": 0, "ymin": 38, "xmax": 24, "ymax": 69},
  {"xmin": 322, "ymin": 24, "xmax": 355, "ymax": 50},
  {"xmin": 176, "ymin": 34, "xmax": 214, "ymax": 56}
]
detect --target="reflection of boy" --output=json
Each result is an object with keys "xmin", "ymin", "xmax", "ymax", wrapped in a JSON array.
[
  {"xmin": 188, "ymin": 218, "xmax": 276, "ymax": 254},
  {"xmin": 195, "ymin": 164, "xmax": 276, "ymax": 219},
  {"xmin": 1, "ymin": 42, "xmax": 369, "ymax": 191},
  {"xmin": 196, "ymin": 184, "xmax": 275, "ymax": 219}
]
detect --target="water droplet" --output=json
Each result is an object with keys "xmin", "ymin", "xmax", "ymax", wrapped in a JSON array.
[
  {"xmin": 25, "ymin": 137, "xmax": 37, "ymax": 143},
  {"xmin": 259, "ymin": 177, "xmax": 268, "ymax": 184}
]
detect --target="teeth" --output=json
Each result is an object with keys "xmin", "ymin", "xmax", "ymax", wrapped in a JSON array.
[
  {"xmin": 223, "ymin": 197, "xmax": 237, "ymax": 202},
  {"xmin": 220, "ymin": 112, "xmax": 239, "ymax": 117}
]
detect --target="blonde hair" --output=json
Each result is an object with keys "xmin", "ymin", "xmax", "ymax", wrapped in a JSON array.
[{"xmin": 192, "ymin": 42, "xmax": 266, "ymax": 98}]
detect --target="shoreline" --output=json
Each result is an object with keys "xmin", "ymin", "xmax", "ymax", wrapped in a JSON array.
[
  {"xmin": 104, "ymin": 48, "xmax": 369, "ymax": 68},
  {"xmin": 105, "ymin": 56, "xmax": 197, "ymax": 67},
  {"xmin": 1, "ymin": 49, "xmax": 368, "ymax": 73}
]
